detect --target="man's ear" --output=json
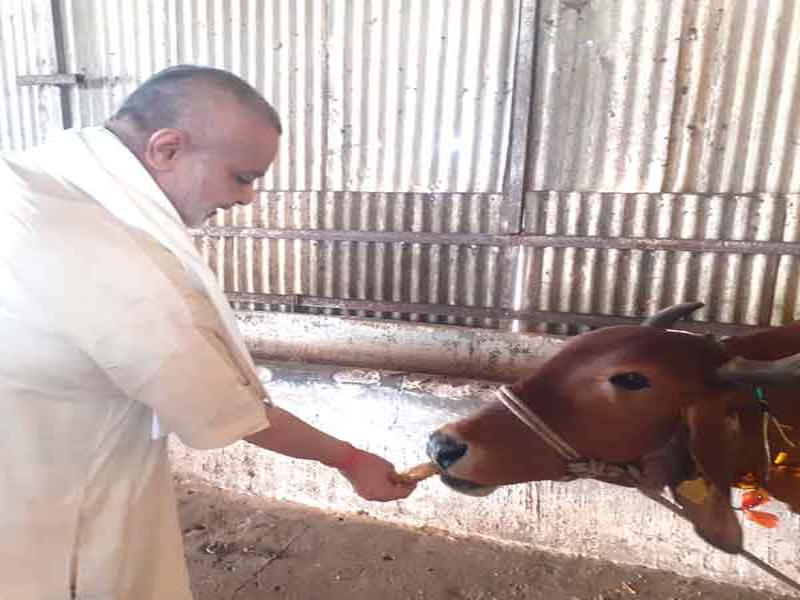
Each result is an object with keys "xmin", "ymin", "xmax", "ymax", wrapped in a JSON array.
[
  {"xmin": 671, "ymin": 393, "xmax": 742, "ymax": 554},
  {"xmin": 143, "ymin": 128, "xmax": 187, "ymax": 172}
]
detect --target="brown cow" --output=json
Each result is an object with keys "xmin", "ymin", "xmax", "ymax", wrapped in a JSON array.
[{"xmin": 427, "ymin": 303, "xmax": 800, "ymax": 554}]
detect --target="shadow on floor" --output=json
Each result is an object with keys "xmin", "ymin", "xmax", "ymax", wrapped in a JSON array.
[{"xmin": 178, "ymin": 474, "xmax": 789, "ymax": 600}]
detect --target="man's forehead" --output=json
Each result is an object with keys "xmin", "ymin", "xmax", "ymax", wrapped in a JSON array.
[
  {"xmin": 185, "ymin": 88, "xmax": 276, "ymax": 138},
  {"xmin": 205, "ymin": 116, "xmax": 279, "ymax": 162}
]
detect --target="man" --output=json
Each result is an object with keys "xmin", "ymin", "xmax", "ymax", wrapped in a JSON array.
[{"xmin": 0, "ymin": 65, "xmax": 415, "ymax": 599}]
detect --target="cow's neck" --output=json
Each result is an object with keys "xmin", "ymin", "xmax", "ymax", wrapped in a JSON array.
[{"xmin": 722, "ymin": 327, "xmax": 800, "ymax": 432}]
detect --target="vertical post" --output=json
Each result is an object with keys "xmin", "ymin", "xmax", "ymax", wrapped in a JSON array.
[
  {"xmin": 49, "ymin": 0, "xmax": 73, "ymax": 129},
  {"xmin": 501, "ymin": 0, "xmax": 538, "ymax": 235},
  {"xmin": 500, "ymin": 0, "xmax": 538, "ymax": 331},
  {"xmin": 758, "ymin": 254, "xmax": 780, "ymax": 326}
]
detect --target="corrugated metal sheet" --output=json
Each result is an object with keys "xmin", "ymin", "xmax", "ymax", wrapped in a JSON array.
[
  {"xmin": 519, "ymin": 0, "xmax": 800, "ymax": 333},
  {"xmin": 59, "ymin": 0, "xmax": 518, "ymax": 193},
  {"xmin": 199, "ymin": 191, "xmax": 513, "ymax": 328},
  {"xmin": 0, "ymin": 0, "xmax": 62, "ymax": 151},
  {"xmin": 6, "ymin": 0, "xmax": 800, "ymax": 334},
  {"xmin": 518, "ymin": 191, "xmax": 800, "ymax": 333},
  {"xmin": 666, "ymin": 0, "xmax": 800, "ymax": 193},
  {"xmin": 528, "ymin": 0, "xmax": 684, "ymax": 193},
  {"xmin": 325, "ymin": 0, "xmax": 517, "ymax": 193},
  {"xmin": 529, "ymin": 0, "xmax": 800, "ymax": 195}
]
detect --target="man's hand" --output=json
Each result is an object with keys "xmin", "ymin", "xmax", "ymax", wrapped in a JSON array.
[{"xmin": 338, "ymin": 449, "xmax": 417, "ymax": 501}]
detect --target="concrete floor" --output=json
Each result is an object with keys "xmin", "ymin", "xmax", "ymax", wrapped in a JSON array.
[{"xmin": 179, "ymin": 475, "xmax": 790, "ymax": 600}]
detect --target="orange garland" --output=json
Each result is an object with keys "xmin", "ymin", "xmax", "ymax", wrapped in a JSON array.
[{"xmin": 733, "ymin": 454, "xmax": 800, "ymax": 529}]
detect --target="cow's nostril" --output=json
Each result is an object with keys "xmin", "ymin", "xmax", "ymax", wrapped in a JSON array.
[{"xmin": 427, "ymin": 430, "xmax": 468, "ymax": 469}]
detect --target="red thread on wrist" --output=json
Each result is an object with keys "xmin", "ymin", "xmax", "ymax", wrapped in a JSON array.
[{"xmin": 333, "ymin": 446, "xmax": 360, "ymax": 471}]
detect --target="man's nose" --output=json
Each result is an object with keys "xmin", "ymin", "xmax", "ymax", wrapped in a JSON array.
[{"xmin": 427, "ymin": 430, "xmax": 468, "ymax": 470}]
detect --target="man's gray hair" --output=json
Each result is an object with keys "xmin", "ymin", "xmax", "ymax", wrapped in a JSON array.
[{"xmin": 111, "ymin": 64, "xmax": 282, "ymax": 134}]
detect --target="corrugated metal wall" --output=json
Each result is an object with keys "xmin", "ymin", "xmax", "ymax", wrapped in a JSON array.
[
  {"xmin": 2, "ymin": 0, "xmax": 799, "ymax": 333},
  {"xmin": 518, "ymin": 0, "xmax": 800, "ymax": 333},
  {"xmin": 521, "ymin": 191, "xmax": 800, "ymax": 332},
  {"xmin": 58, "ymin": 0, "xmax": 517, "ymax": 194},
  {"xmin": 0, "ymin": 1, "xmax": 62, "ymax": 150},
  {"xmin": 667, "ymin": 0, "xmax": 800, "ymax": 194},
  {"xmin": 201, "ymin": 191, "xmax": 515, "ymax": 328},
  {"xmin": 527, "ymin": 0, "xmax": 800, "ymax": 194},
  {"xmin": 48, "ymin": 0, "xmax": 521, "ymax": 328},
  {"xmin": 529, "ymin": 0, "xmax": 683, "ymax": 193}
]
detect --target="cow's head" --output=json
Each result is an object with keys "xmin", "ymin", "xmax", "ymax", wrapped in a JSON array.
[{"xmin": 427, "ymin": 303, "xmax": 800, "ymax": 553}]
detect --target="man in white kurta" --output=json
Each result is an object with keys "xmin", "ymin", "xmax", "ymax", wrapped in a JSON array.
[{"xmin": 0, "ymin": 65, "xmax": 414, "ymax": 599}]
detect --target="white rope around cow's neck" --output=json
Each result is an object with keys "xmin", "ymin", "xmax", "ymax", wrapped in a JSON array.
[
  {"xmin": 496, "ymin": 386, "xmax": 580, "ymax": 462},
  {"xmin": 495, "ymin": 385, "xmax": 800, "ymax": 594},
  {"xmin": 497, "ymin": 386, "xmax": 643, "ymax": 483}
]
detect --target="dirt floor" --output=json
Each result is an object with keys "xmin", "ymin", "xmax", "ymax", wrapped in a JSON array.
[{"xmin": 177, "ymin": 475, "xmax": 792, "ymax": 600}]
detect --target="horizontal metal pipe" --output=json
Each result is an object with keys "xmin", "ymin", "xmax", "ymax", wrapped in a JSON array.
[
  {"xmin": 228, "ymin": 292, "xmax": 765, "ymax": 336},
  {"xmin": 197, "ymin": 227, "xmax": 800, "ymax": 256}
]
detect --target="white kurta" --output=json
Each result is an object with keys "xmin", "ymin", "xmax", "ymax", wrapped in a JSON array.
[{"xmin": 0, "ymin": 132, "xmax": 270, "ymax": 598}]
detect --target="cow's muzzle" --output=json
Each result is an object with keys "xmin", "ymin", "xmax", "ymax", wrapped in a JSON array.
[
  {"xmin": 426, "ymin": 430, "xmax": 497, "ymax": 497},
  {"xmin": 426, "ymin": 430, "xmax": 468, "ymax": 469}
]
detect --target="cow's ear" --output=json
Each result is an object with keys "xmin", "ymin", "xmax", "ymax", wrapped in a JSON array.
[{"xmin": 671, "ymin": 393, "xmax": 742, "ymax": 554}]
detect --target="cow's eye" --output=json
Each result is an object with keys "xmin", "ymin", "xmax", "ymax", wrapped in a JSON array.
[{"xmin": 609, "ymin": 372, "xmax": 650, "ymax": 390}]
